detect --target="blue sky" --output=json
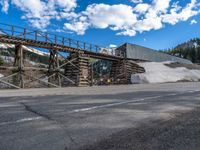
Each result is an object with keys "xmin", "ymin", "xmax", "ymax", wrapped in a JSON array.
[{"xmin": 0, "ymin": 0, "xmax": 200, "ymax": 50}]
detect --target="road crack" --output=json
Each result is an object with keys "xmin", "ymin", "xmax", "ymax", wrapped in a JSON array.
[
  {"xmin": 20, "ymin": 102, "xmax": 78, "ymax": 148},
  {"xmin": 20, "ymin": 102, "xmax": 52, "ymax": 120}
]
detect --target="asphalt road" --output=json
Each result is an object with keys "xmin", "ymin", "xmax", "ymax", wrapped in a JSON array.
[{"xmin": 0, "ymin": 82, "xmax": 200, "ymax": 150}]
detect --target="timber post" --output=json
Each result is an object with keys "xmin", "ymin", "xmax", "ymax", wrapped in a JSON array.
[
  {"xmin": 13, "ymin": 44, "xmax": 24, "ymax": 88},
  {"xmin": 48, "ymin": 49, "xmax": 62, "ymax": 87},
  {"xmin": 65, "ymin": 52, "xmax": 91, "ymax": 86},
  {"xmin": 0, "ymin": 23, "xmax": 127, "ymax": 89},
  {"xmin": 90, "ymin": 62, "xmax": 94, "ymax": 86}
]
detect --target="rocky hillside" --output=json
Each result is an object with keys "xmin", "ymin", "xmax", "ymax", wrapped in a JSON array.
[
  {"xmin": 175, "ymin": 38, "xmax": 200, "ymax": 50},
  {"xmin": 164, "ymin": 38, "xmax": 200, "ymax": 63},
  {"xmin": 0, "ymin": 43, "xmax": 50, "ymax": 66}
]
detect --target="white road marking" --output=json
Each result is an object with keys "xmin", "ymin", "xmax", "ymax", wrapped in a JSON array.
[
  {"xmin": 145, "ymin": 95, "xmax": 162, "ymax": 99},
  {"xmin": 70, "ymin": 90, "xmax": 200, "ymax": 113},
  {"xmin": 188, "ymin": 91, "xmax": 195, "ymax": 93},
  {"xmin": 167, "ymin": 93, "xmax": 177, "ymax": 96},
  {"xmin": 69, "ymin": 99, "xmax": 145, "ymax": 113},
  {"xmin": 0, "ymin": 117, "xmax": 42, "ymax": 126},
  {"xmin": 69, "ymin": 95, "xmax": 170, "ymax": 113}
]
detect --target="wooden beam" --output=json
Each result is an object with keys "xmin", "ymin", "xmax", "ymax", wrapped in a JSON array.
[{"xmin": 0, "ymin": 79, "xmax": 21, "ymax": 89}]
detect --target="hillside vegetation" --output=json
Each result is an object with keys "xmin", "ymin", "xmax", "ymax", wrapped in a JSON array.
[
  {"xmin": 163, "ymin": 38, "xmax": 200, "ymax": 63},
  {"xmin": 0, "ymin": 45, "xmax": 49, "ymax": 66}
]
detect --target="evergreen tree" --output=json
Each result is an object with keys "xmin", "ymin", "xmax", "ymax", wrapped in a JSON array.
[
  {"xmin": 197, "ymin": 47, "xmax": 200, "ymax": 63},
  {"xmin": 190, "ymin": 47, "xmax": 197, "ymax": 63}
]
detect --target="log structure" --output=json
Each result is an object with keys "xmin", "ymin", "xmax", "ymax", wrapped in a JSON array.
[
  {"xmin": 13, "ymin": 44, "xmax": 24, "ymax": 88},
  {"xmin": 110, "ymin": 59, "xmax": 145, "ymax": 84},
  {"xmin": 0, "ymin": 23, "xmax": 145, "ymax": 89},
  {"xmin": 65, "ymin": 53, "xmax": 91, "ymax": 86}
]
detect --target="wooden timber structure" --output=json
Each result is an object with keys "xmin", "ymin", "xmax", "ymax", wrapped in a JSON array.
[
  {"xmin": 0, "ymin": 23, "xmax": 145, "ymax": 89},
  {"xmin": 110, "ymin": 60, "xmax": 145, "ymax": 84}
]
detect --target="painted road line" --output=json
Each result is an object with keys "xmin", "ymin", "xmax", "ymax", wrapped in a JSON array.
[
  {"xmin": 0, "ymin": 117, "xmax": 42, "ymax": 126},
  {"xmin": 69, "ymin": 90, "xmax": 200, "ymax": 114},
  {"xmin": 69, "ymin": 96, "xmax": 165, "ymax": 113},
  {"xmin": 69, "ymin": 98, "xmax": 145, "ymax": 113}
]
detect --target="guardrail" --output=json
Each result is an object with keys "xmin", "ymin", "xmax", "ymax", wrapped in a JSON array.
[{"xmin": 0, "ymin": 23, "xmax": 102, "ymax": 53}]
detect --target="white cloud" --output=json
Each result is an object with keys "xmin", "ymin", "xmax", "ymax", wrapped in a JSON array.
[
  {"xmin": 190, "ymin": 19, "xmax": 197, "ymax": 25},
  {"xmin": 109, "ymin": 44, "xmax": 117, "ymax": 48},
  {"xmin": 64, "ymin": 4, "xmax": 138, "ymax": 36},
  {"xmin": 162, "ymin": 0, "xmax": 199, "ymax": 25},
  {"xmin": 131, "ymin": 0, "xmax": 143, "ymax": 4},
  {"xmin": 0, "ymin": 0, "xmax": 9, "ymax": 13},
  {"xmin": 11, "ymin": 0, "xmax": 52, "ymax": 28},
  {"xmin": 64, "ymin": 0, "xmax": 200, "ymax": 36},
  {"xmin": 1, "ymin": 0, "xmax": 200, "ymax": 36},
  {"xmin": 56, "ymin": 0, "xmax": 77, "ymax": 11},
  {"xmin": 117, "ymin": 29, "xmax": 137, "ymax": 36},
  {"xmin": 64, "ymin": 22, "xmax": 89, "ymax": 35},
  {"xmin": 152, "ymin": 0, "xmax": 171, "ymax": 13},
  {"xmin": 135, "ymin": 17, "xmax": 163, "ymax": 32},
  {"xmin": 85, "ymin": 4, "xmax": 137, "ymax": 29},
  {"xmin": 133, "ymin": 3, "xmax": 150, "ymax": 14},
  {"xmin": 7, "ymin": 0, "xmax": 77, "ymax": 29}
]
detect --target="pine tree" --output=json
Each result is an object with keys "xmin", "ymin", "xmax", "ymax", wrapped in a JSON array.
[
  {"xmin": 190, "ymin": 47, "xmax": 197, "ymax": 63},
  {"xmin": 197, "ymin": 47, "xmax": 200, "ymax": 63}
]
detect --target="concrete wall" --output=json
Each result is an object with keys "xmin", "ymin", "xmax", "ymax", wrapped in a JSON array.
[{"xmin": 122, "ymin": 43, "xmax": 192, "ymax": 64}]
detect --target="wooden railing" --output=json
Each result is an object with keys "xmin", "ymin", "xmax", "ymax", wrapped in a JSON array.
[{"xmin": 0, "ymin": 23, "xmax": 102, "ymax": 53}]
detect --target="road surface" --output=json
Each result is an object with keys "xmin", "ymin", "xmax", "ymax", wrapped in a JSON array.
[{"xmin": 0, "ymin": 82, "xmax": 200, "ymax": 150}]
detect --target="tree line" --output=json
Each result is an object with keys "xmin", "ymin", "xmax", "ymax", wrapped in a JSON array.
[{"xmin": 163, "ymin": 38, "xmax": 200, "ymax": 63}]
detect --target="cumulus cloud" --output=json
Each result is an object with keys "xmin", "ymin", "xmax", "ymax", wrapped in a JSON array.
[
  {"xmin": 64, "ymin": 0, "xmax": 170, "ymax": 36},
  {"xmin": 162, "ymin": 0, "xmax": 199, "ymax": 25},
  {"xmin": 64, "ymin": 4, "xmax": 138, "ymax": 35},
  {"xmin": 64, "ymin": 22, "xmax": 89, "ymax": 35},
  {"xmin": 0, "ymin": 0, "xmax": 9, "ymax": 13},
  {"xmin": 11, "ymin": 0, "xmax": 50, "ymax": 28},
  {"xmin": 133, "ymin": 3, "xmax": 150, "ymax": 14},
  {"xmin": 64, "ymin": 0, "xmax": 200, "ymax": 36},
  {"xmin": 152, "ymin": 0, "xmax": 171, "ymax": 13},
  {"xmin": 190, "ymin": 19, "xmax": 197, "ymax": 25},
  {"xmin": 109, "ymin": 44, "xmax": 117, "ymax": 48},
  {"xmin": 84, "ymin": 4, "xmax": 137, "ymax": 29},
  {"xmin": 1, "ymin": 0, "xmax": 200, "ymax": 36},
  {"xmin": 131, "ymin": 0, "xmax": 143, "ymax": 4},
  {"xmin": 56, "ymin": 0, "xmax": 77, "ymax": 11},
  {"xmin": 1, "ymin": 0, "xmax": 77, "ymax": 29}
]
